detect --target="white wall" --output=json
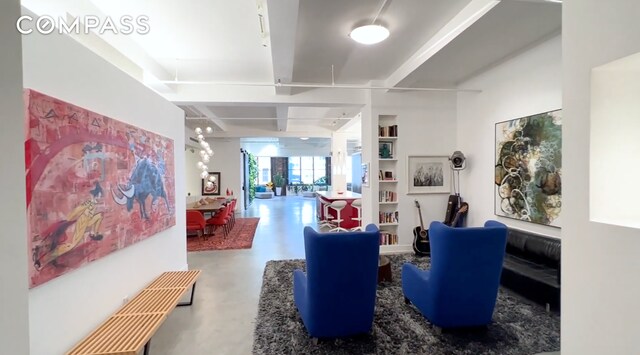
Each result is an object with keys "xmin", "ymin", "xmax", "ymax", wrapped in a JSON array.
[
  {"xmin": 563, "ymin": 1, "xmax": 640, "ymax": 353},
  {"xmin": 210, "ymin": 139, "xmax": 243, "ymax": 205},
  {"xmin": 0, "ymin": 1, "xmax": 31, "ymax": 353},
  {"xmin": 362, "ymin": 90, "xmax": 458, "ymax": 249},
  {"xmin": 590, "ymin": 52, "xmax": 640, "ymax": 229},
  {"xmin": 457, "ymin": 35, "xmax": 562, "ymax": 237},
  {"xmin": 186, "ymin": 139, "xmax": 243, "ymax": 210},
  {"xmin": 185, "ymin": 146, "xmax": 202, "ymax": 197},
  {"xmin": 214, "ymin": 138, "xmax": 242, "ymax": 203},
  {"xmin": 186, "ymin": 139, "xmax": 241, "ymax": 200},
  {"xmin": 21, "ymin": 22, "xmax": 187, "ymax": 355}
]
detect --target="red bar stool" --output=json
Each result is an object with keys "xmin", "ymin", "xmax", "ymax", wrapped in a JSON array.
[
  {"xmin": 329, "ymin": 200, "xmax": 349, "ymax": 233},
  {"xmin": 318, "ymin": 199, "xmax": 335, "ymax": 229},
  {"xmin": 350, "ymin": 199, "xmax": 363, "ymax": 231}
]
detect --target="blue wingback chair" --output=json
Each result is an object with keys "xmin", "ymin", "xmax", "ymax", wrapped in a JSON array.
[
  {"xmin": 293, "ymin": 224, "xmax": 380, "ymax": 338},
  {"xmin": 402, "ymin": 220, "xmax": 508, "ymax": 328}
]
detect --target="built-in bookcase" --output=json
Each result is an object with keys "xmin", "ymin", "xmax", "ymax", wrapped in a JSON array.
[{"xmin": 377, "ymin": 115, "xmax": 398, "ymax": 246}]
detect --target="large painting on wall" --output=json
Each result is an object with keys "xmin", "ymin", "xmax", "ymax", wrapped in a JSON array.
[
  {"xmin": 25, "ymin": 89, "xmax": 176, "ymax": 288},
  {"xmin": 495, "ymin": 109, "xmax": 562, "ymax": 227}
]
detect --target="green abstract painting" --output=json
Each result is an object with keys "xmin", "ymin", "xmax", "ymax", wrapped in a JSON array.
[{"xmin": 495, "ymin": 110, "xmax": 562, "ymax": 227}]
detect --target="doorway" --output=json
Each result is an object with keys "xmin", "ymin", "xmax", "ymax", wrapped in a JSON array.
[{"xmin": 241, "ymin": 148, "xmax": 250, "ymax": 210}]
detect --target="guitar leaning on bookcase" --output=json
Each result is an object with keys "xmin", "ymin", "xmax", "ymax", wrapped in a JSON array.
[
  {"xmin": 412, "ymin": 200, "xmax": 470, "ymax": 256},
  {"xmin": 412, "ymin": 200, "xmax": 430, "ymax": 256}
]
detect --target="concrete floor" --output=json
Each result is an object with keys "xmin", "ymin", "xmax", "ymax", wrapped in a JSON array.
[
  {"xmin": 151, "ymin": 196, "xmax": 560, "ymax": 355},
  {"xmin": 151, "ymin": 196, "xmax": 315, "ymax": 355}
]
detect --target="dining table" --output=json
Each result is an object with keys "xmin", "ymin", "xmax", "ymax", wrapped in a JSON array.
[{"xmin": 187, "ymin": 197, "xmax": 233, "ymax": 217}]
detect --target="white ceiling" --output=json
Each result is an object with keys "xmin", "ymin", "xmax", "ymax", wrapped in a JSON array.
[
  {"xmin": 292, "ymin": 0, "xmax": 471, "ymax": 83},
  {"xmin": 90, "ymin": 0, "xmax": 274, "ymax": 83},
  {"xmin": 399, "ymin": 0, "xmax": 562, "ymax": 87},
  {"xmin": 23, "ymin": 0, "xmax": 562, "ymax": 144}
]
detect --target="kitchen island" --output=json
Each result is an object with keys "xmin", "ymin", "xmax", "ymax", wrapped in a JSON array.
[{"xmin": 316, "ymin": 191, "xmax": 362, "ymax": 230}]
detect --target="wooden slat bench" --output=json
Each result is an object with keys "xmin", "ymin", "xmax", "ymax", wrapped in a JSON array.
[{"xmin": 67, "ymin": 270, "xmax": 201, "ymax": 355}]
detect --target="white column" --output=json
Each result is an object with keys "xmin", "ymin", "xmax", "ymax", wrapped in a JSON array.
[
  {"xmin": 0, "ymin": 1, "xmax": 31, "ymax": 353},
  {"xmin": 331, "ymin": 132, "xmax": 348, "ymax": 191},
  {"xmin": 360, "ymin": 91, "xmax": 374, "ymax": 225}
]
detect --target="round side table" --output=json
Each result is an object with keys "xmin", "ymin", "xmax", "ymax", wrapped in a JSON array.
[{"xmin": 378, "ymin": 255, "xmax": 392, "ymax": 283}]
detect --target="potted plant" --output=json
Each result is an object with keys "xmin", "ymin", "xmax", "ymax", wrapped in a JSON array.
[{"xmin": 273, "ymin": 174, "xmax": 285, "ymax": 196}]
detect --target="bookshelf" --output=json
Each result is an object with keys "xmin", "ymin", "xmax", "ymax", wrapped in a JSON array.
[{"xmin": 378, "ymin": 115, "xmax": 399, "ymax": 246}]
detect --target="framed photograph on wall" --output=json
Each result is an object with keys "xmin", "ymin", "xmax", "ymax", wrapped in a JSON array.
[
  {"xmin": 407, "ymin": 156, "xmax": 451, "ymax": 194},
  {"xmin": 361, "ymin": 163, "xmax": 370, "ymax": 187},
  {"xmin": 201, "ymin": 172, "xmax": 221, "ymax": 195}
]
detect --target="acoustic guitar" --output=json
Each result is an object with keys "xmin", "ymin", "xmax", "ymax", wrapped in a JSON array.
[{"xmin": 412, "ymin": 200, "xmax": 430, "ymax": 256}]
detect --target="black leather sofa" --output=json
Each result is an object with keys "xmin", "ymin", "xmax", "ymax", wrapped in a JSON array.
[{"xmin": 500, "ymin": 228, "xmax": 561, "ymax": 310}]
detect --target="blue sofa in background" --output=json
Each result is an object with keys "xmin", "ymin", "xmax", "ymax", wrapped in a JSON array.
[
  {"xmin": 402, "ymin": 220, "xmax": 508, "ymax": 329},
  {"xmin": 255, "ymin": 185, "xmax": 273, "ymax": 199},
  {"xmin": 293, "ymin": 224, "xmax": 380, "ymax": 338}
]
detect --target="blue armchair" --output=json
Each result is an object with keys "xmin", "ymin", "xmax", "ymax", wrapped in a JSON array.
[
  {"xmin": 294, "ymin": 224, "xmax": 380, "ymax": 338},
  {"xmin": 402, "ymin": 220, "xmax": 508, "ymax": 328}
]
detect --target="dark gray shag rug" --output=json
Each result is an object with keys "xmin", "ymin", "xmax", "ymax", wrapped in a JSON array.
[{"xmin": 253, "ymin": 253, "xmax": 560, "ymax": 355}]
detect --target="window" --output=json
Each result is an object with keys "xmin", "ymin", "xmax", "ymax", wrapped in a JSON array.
[
  {"xmin": 314, "ymin": 157, "xmax": 326, "ymax": 184},
  {"xmin": 289, "ymin": 156, "xmax": 327, "ymax": 184},
  {"xmin": 300, "ymin": 156, "xmax": 313, "ymax": 184},
  {"xmin": 288, "ymin": 157, "xmax": 301, "ymax": 184},
  {"xmin": 257, "ymin": 156, "xmax": 271, "ymax": 185}
]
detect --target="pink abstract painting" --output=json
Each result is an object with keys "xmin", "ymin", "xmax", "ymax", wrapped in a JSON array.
[{"xmin": 25, "ymin": 89, "xmax": 176, "ymax": 288}]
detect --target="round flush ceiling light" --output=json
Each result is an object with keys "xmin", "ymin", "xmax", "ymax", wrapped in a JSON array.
[
  {"xmin": 349, "ymin": 25, "xmax": 389, "ymax": 45},
  {"xmin": 300, "ymin": 137, "xmax": 309, "ymax": 140}
]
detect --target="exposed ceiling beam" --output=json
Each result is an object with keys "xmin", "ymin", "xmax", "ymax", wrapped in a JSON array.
[
  {"xmin": 189, "ymin": 116, "xmax": 352, "ymax": 121},
  {"xmin": 165, "ymin": 86, "xmax": 367, "ymax": 107},
  {"xmin": 194, "ymin": 105, "xmax": 228, "ymax": 132},
  {"xmin": 336, "ymin": 113, "xmax": 361, "ymax": 133},
  {"xmin": 276, "ymin": 105, "xmax": 289, "ymax": 132},
  {"xmin": 266, "ymin": 0, "xmax": 300, "ymax": 95},
  {"xmin": 208, "ymin": 129, "xmax": 333, "ymax": 138},
  {"xmin": 385, "ymin": 0, "xmax": 500, "ymax": 88},
  {"xmin": 185, "ymin": 132, "xmax": 202, "ymax": 149}
]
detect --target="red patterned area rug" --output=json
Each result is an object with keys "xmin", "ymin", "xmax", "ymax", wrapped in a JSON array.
[{"xmin": 187, "ymin": 217, "xmax": 260, "ymax": 252}]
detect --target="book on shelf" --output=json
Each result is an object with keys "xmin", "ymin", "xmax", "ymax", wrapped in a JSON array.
[
  {"xmin": 379, "ymin": 211, "xmax": 398, "ymax": 223},
  {"xmin": 379, "ymin": 190, "xmax": 397, "ymax": 202},
  {"xmin": 380, "ymin": 232, "xmax": 398, "ymax": 245},
  {"xmin": 378, "ymin": 124, "xmax": 398, "ymax": 137}
]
